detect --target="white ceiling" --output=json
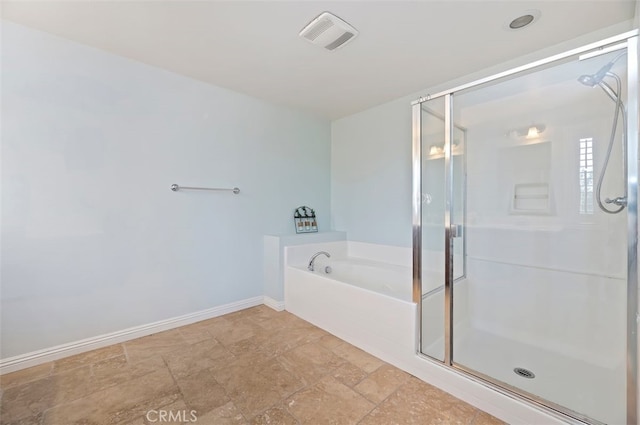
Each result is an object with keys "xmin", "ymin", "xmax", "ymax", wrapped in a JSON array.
[{"xmin": 1, "ymin": 1, "xmax": 637, "ymax": 120}]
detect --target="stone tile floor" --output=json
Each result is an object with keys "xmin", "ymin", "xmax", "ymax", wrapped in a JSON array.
[{"xmin": 0, "ymin": 306, "xmax": 506, "ymax": 425}]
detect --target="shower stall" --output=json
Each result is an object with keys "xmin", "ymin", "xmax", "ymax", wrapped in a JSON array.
[{"xmin": 412, "ymin": 31, "xmax": 638, "ymax": 424}]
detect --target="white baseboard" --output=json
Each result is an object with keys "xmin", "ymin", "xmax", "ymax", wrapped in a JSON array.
[
  {"xmin": 0, "ymin": 296, "xmax": 264, "ymax": 375},
  {"xmin": 263, "ymin": 296, "xmax": 285, "ymax": 311}
]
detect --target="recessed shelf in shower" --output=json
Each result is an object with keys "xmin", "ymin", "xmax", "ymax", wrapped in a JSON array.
[{"xmin": 511, "ymin": 183, "xmax": 551, "ymax": 214}]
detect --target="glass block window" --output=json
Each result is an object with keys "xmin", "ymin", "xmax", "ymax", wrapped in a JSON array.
[{"xmin": 579, "ymin": 138, "xmax": 594, "ymax": 214}]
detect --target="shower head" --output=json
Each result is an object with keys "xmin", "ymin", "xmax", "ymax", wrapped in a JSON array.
[
  {"xmin": 577, "ymin": 61, "xmax": 614, "ymax": 87},
  {"xmin": 577, "ymin": 51, "xmax": 626, "ymax": 87},
  {"xmin": 577, "ymin": 74, "xmax": 598, "ymax": 87}
]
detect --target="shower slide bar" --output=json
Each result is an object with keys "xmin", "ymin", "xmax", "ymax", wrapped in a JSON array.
[{"xmin": 170, "ymin": 184, "xmax": 240, "ymax": 194}]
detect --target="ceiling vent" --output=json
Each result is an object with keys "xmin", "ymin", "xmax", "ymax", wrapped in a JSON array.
[{"xmin": 299, "ymin": 12, "xmax": 358, "ymax": 51}]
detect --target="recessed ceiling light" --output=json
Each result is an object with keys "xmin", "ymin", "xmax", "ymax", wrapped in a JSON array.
[
  {"xmin": 510, "ymin": 14, "xmax": 534, "ymax": 29},
  {"xmin": 504, "ymin": 10, "xmax": 541, "ymax": 31}
]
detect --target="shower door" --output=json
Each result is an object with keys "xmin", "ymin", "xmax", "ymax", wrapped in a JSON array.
[
  {"xmin": 416, "ymin": 98, "xmax": 466, "ymax": 362},
  {"xmin": 414, "ymin": 34, "xmax": 638, "ymax": 425}
]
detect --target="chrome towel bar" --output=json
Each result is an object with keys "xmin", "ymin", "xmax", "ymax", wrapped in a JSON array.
[{"xmin": 170, "ymin": 184, "xmax": 240, "ymax": 194}]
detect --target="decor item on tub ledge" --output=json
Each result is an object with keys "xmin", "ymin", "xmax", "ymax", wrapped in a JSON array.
[{"xmin": 294, "ymin": 206, "xmax": 318, "ymax": 234}]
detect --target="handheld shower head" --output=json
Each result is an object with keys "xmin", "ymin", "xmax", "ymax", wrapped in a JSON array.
[
  {"xmin": 577, "ymin": 61, "xmax": 614, "ymax": 87},
  {"xmin": 577, "ymin": 74, "xmax": 598, "ymax": 87},
  {"xmin": 577, "ymin": 51, "xmax": 626, "ymax": 87},
  {"xmin": 576, "ymin": 50, "xmax": 627, "ymax": 215}
]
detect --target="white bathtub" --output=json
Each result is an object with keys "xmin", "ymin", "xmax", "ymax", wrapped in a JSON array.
[
  {"xmin": 285, "ymin": 241, "xmax": 416, "ymax": 369},
  {"xmin": 297, "ymin": 257, "xmax": 412, "ymax": 302}
]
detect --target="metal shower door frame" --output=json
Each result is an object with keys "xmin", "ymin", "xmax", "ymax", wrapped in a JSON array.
[{"xmin": 412, "ymin": 30, "xmax": 639, "ymax": 425}]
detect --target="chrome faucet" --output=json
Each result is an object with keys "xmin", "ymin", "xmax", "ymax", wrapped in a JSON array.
[{"xmin": 308, "ymin": 251, "xmax": 330, "ymax": 271}]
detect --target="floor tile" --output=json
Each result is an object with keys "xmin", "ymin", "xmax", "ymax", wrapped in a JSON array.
[
  {"xmin": 285, "ymin": 376, "xmax": 374, "ymax": 424},
  {"xmin": 0, "ymin": 378, "xmax": 56, "ymax": 424},
  {"xmin": 359, "ymin": 376, "xmax": 477, "ymax": 425},
  {"xmin": 2, "ymin": 364, "xmax": 101, "ymax": 423},
  {"xmin": 124, "ymin": 329, "xmax": 187, "ymax": 363},
  {"xmin": 278, "ymin": 342, "xmax": 345, "ymax": 386},
  {"xmin": 0, "ymin": 363, "xmax": 52, "ymax": 390},
  {"xmin": 53, "ymin": 344, "xmax": 123, "ymax": 373},
  {"xmin": 472, "ymin": 411, "xmax": 507, "ymax": 425},
  {"xmin": 42, "ymin": 367, "xmax": 180, "ymax": 425},
  {"xmin": 332, "ymin": 362, "xmax": 368, "ymax": 388},
  {"xmin": 249, "ymin": 405, "xmax": 298, "ymax": 425},
  {"xmin": 1, "ymin": 412, "xmax": 44, "ymax": 425},
  {"xmin": 316, "ymin": 334, "xmax": 343, "ymax": 350},
  {"xmin": 331, "ymin": 343, "xmax": 385, "ymax": 374},
  {"xmin": 224, "ymin": 305, "xmax": 277, "ymax": 323},
  {"xmin": 202, "ymin": 318, "xmax": 264, "ymax": 347},
  {"xmin": 121, "ymin": 418, "xmax": 146, "ymax": 425},
  {"xmin": 251, "ymin": 311, "xmax": 308, "ymax": 332},
  {"xmin": 354, "ymin": 363, "xmax": 411, "ymax": 404},
  {"xmin": 212, "ymin": 357, "xmax": 304, "ymax": 418},
  {"xmin": 269, "ymin": 323, "xmax": 327, "ymax": 349},
  {"xmin": 174, "ymin": 368, "xmax": 229, "ymax": 415},
  {"xmin": 177, "ymin": 323, "xmax": 213, "ymax": 345},
  {"xmin": 187, "ymin": 315, "xmax": 227, "ymax": 330},
  {"xmin": 164, "ymin": 338, "xmax": 234, "ymax": 378},
  {"xmin": 91, "ymin": 354, "xmax": 165, "ymax": 391},
  {"xmin": 224, "ymin": 330, "xmax": 286, "ymax": 363},
  {"xmin": 195, "ymin": 401, "xmax": 246, "ymax": 425},
  {"xmin": 47, "ymin": 366, "xmax": 96, "ymax": 405}
]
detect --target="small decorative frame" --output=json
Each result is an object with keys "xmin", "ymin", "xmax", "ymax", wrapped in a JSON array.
[{"xmin": 294, "ymin": 206, "xmax": 318, "ymax": 233}]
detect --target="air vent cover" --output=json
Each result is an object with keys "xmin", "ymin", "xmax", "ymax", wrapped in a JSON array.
[{"xmin": 299, "ymin": 12, "xmax": 358, "ymax": 51}]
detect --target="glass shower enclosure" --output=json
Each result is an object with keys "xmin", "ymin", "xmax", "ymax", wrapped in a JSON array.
[{"xmin": 412, "ymin": 31, "xmax": 638, "ymax": 424}]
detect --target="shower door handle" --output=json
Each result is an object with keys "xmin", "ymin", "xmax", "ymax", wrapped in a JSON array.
[{"xmin": 450, "ymin": 224, "xmax": 463, "ymax": 238}]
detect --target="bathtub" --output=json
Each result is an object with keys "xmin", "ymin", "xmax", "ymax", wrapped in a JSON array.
[
  {"xmin": 284, "ymin": 241, "xmax": 416, "ymax": 368},
  {"xmin": 297, "ymin": 257, "xmax": 412, "ymax": 302}
]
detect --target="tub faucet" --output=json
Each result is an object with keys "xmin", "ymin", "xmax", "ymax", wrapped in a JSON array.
[{"xmin": 308, "ymin": 251, "xmax": 330, "ymax": 271}]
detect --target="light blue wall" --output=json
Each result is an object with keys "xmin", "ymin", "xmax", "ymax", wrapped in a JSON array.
[
  {"xmin": 331, "ymin": 100, "xmax": 413, "ymax": 247},
  {"xmin": 0, "ymin": 21, "xmax": 331, "ymax": 358}
]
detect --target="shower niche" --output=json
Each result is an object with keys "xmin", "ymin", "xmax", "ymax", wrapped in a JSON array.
[
  {"xmin": 413, "ymin": 33, "xmax": 638, "ymax": 425},
  {"xmin": 510, "ymin": 183, "xmax": 550, "ymax": 214}
]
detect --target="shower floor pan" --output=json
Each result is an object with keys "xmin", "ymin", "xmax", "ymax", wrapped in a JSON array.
[{"xmin": 425, "ymin": 327, "xmax": 624, "ymax": 424}]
